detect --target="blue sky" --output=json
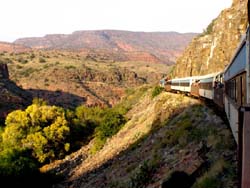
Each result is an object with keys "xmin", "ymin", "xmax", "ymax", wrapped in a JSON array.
[{"xmin": 0, "ymin": 0, "xmax": 232, "ymax": 42}]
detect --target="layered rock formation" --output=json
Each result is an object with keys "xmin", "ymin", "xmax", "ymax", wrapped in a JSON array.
[
  {"xmin": 14, "ymin": 31, "xmax": 197, "ymax": 65},
  {"xmin": 173, "ymin": 0, "xmax": 248, "ymax": 77}
]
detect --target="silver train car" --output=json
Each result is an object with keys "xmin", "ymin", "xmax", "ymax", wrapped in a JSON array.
[
  {"xmin": 224, "ymin": 27, "xmax": 250, "ymax": 187},
  {"xmin": 162, "ymin": 72, "xmax": 223, "ymax": 103},
  {"xmin": 170, "ymin": 77, "xmax": 194, "ymax": 93},
  {"xmin": 198, "ymin": 72, "xmax": 221, "ymax": 100}
]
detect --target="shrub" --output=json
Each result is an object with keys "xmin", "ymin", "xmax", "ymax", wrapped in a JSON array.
[
  {"xmin": 152, "ymin": 86, "xmax": 164, "ymax": 98},
  {"xmin": 17, "ymin": 57, "xmax": 28, "ymax": 64},
  {"xmin": 16, "ymin": 65, "xmax": 23, "ymax": 69},
  {"xmin": 20, "ymin": 67, "xmax": 36, "ymax": 77},
  {"xmin": 0, "ymin": 148, "xmax": 38, "ymax": 177},
  {"xmin": 95, "ymin": 110, "xmax": 126, "ymax": 139},
  {"xmin": 66, "ymin": 106, "xmax": 103, "ymax": 151},
  {"xmin": 90, "ymin": 109, "xmax": 127, "ymax": 153},
  {"xmin": 64, "ymin": 65, "xmax": 76, "ymax": 69},
  {"xmin": 39, "ymin": 57, "xmax": 46, "ymax": 63},
  {"xmin": 30, "ymin": 53, "xmax": 35, "ymax": 59},
  {"xmin": 129, "ymin": 160, "xmax": 158, "ymax": 188},
  {"xmin": 192, "ymin": 159, "xmax": 225, "ymax": 188},
  {"xmin": 201, "ymin": 18, "xmax": 216, "ymax": 36}
]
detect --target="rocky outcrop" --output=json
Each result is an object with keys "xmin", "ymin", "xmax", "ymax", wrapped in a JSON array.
[
  {"xmin": 173, "ymin": 0, "xmax": 248, "ymax": 77},
  {"xmin": 0, "ymin": 63, "xmax": 9, "ymax": 79},
  {"xmin": 0, "ymin": 64, "xmax": 31, "ymax": 120}
]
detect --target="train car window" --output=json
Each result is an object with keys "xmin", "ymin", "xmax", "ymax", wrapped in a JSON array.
[
  {"xmin": 200, "ymin": 82, "xmax": 213, "ymax": 90},
  {"xmin": 180, "ymin": 82, "xmax": 190, "ymax": 87},
  {"xmin": 171, "ymin": 82, "xmax": 180, "ymax": 86},
  {"xmin": 226, "ymin": 73, "xmax": 247, "ymax": 106},
  {"xmin": 166, "ymin": 81, "xmax": 172, "ymax": 85}
]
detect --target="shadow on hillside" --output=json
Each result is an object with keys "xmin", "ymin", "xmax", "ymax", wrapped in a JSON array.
[
  {"xmin": 0, "ymin": 80, "xmax": 32, "ymax": 124},
  {"xmin": 52, "ymin": 105, "xmax": 192, "ymax": 188},
  {"xmin": 51, "ymin": 102, "xmax": 237, "ymax": 188},
  {"xmin": 28, "ymin": 89, "xmax": 86, "ymax": 109}
]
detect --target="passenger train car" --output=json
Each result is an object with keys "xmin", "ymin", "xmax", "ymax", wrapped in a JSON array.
[
  {"xmin": 224, "ymin": 27, "xmax": 250, "ymax": 187},
  {"xmin": 170, "ymin": 77, "xmax": 194, "ymax": 93},
  {"xmin": 160, "ymin": 26, "xmax": 250, "ymax": 188},
  {"xmin": 161, "ymin": 72, "xmax": 224, "ymax": 103},
  {"xmin": 198, "ymin": 72, "xmax": 221, "ymax": 100}
]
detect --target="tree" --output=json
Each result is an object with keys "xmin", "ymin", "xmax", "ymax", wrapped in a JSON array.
[
  {"xmin": 93, "ymin": 109, "xmax": 127, "ymax": 151},
  {"xmin": 2, "ymin": 104, "xmax": 70, "ymax": 163}
]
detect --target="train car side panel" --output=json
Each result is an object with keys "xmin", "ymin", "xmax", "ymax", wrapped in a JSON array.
[
  {"xmin": 171, "ymin": 78, "xmax": 192, "ymax": 93},
  {"xmin": 224, "ymin": 97, "xmax": 239, "ymax": 143},
  {"xmin": 241, "ymin": 110, "xmax": 250, "ymax": 187},
  {"xmin": 199, "ymin": 89, "xmax": 213, "ymax": 100}
]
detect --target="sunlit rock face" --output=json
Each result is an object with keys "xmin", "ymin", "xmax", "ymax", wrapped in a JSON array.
[{"xmin": 173, "ymin": 0, "xmax": 248, "ymax": 77}]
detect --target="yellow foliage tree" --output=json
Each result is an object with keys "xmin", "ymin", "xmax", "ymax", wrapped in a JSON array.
[{"xmin": 2, "ymin": 104, "xmax": 70, "ymax": 163}]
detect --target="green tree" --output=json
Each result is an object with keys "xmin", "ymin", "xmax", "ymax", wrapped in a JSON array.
[
  {"xmin": 0, "ymin": 148, "xmax": 38, "ymax": 177},
  {"xmin": 66, "ymin": 106, "xmax": 102, "ymax": 150},
  {"xmin": 2, "ymin": 104, "xmax": 70, "ymax": 163},
  {"xmin": 93, "ymin": 109, "xmax": 127, "ymax": 151}
]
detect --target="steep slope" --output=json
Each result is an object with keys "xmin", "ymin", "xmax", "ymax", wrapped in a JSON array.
[
  {"xmin": 14, "ymin": 31, "xmax": 197, "ymax": 65},
  {"xmin": 42, "ymin": 91, "xmax": 237, "ymax": 188},
  {"xmin": 173, "ymin": 0, "xmax": 248, "ymax": 77}
]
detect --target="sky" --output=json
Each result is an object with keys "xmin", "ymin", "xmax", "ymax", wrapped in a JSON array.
[{"xmin": 0, "ymin": 0, "xmax": 232, "ymax": 42}]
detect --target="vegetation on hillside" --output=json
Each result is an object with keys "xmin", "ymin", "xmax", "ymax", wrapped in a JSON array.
[
  {"xmin": 45, "ymin": 90, "xmax": 237, "ymax": 188},
  {"xmin": 200, "ymin": 18, "xmax": 216, "ymax": 36},
  {"xmin": 0, "ymin": 83, "xmax": 238, "ymax": 188},
  {"xmin": 0, "ymin": 50, "xmax": 170, "ymax": 108},
  {"xmin": 0, "ymin": 86, "xmax": 149, "ymax": 186}
]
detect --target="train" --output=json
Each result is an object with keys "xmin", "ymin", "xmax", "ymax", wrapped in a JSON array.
[{"xmin": 160, "ymin": 27, "xmax": 250, "ymax": 187}]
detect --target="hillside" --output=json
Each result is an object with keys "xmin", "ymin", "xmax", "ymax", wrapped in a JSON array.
[
  {"xmin": 14, "ymin": 30, "xmax": 197, "ymax": 65},
  {"xmin": 0, "ymin": 50, "xmax": 172, "ymax": 108},
  {"xmin": 172, "ymin": 0, "xmax": 248, "ymax": 77},
  {"xmin": 42, "ymin": 90, "xmax": 237, "ymax": 188}
]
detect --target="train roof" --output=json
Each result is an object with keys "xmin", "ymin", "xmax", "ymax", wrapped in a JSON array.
[
  {"xmin": 171, "ymin": 72, "xmax": 222, "ymax": 82},
  {"xmin": 196, "ymin": 72, "xmax": 222, "ymax": 80}
]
